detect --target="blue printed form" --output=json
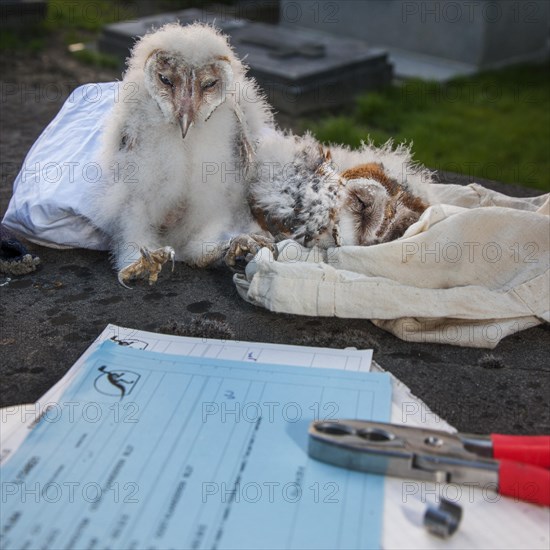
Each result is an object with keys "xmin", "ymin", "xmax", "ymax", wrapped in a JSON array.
[{"xmin": 1, "ymin": 340, "xmax": 391, "ymax": 550}]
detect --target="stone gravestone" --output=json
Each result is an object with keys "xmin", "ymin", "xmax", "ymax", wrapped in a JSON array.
[
  {"xmin": 279, "ymin": 0, "xmax": 550, "ymax": 80},
  {"xmin": 98, "ymin": 8, "xmax": 393, "ymax": 115}
]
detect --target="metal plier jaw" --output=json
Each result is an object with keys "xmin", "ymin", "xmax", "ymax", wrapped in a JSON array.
[{"xmin": 308, "ymin": 420, "xmax": 499, "ymax": 486}]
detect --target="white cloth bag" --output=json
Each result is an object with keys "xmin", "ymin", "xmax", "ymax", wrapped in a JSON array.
[
  {"xmin": 235, "ymin": 184, "xmax": 549, "ymax": 348},
  {"xmin": 2, "ymin": 82, "xmax": 117, "ymax": 250}
]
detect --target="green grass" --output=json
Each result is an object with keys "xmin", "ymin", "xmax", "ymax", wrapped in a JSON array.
[
  {"xmin": 2, "ymin": 1, "xmax": 233, "ymax": 56},
  {"xmin": 44, "ymin": 0, "xmax": 229, "ymax": 33},
  {"xmin": 71, "ymin": 49, "xmax": 119, "ymax": 69},
  {"xmin": 305, "ymin": 63, "xmax": 550, "ymax": 191},
  {"xmin": 45, "ymin": 0, "xmax": 136, "ymax": 32},
  {"xmin": 1, "ymin": 0, "xmax": 133, "ymax": 53},
  {"xmin": 0, "ymin": 26, "xmax": 47, "ymax": 52}
]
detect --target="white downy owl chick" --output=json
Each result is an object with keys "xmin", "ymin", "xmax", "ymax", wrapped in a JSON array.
[{"xmin": 90, "ymin": 23, "xmax": 273, "ymax": 286}]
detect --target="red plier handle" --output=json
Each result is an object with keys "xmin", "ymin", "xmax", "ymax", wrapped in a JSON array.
[{"xmin": 491, "ymin": 434, "xmax": 550, "ymax": 506}]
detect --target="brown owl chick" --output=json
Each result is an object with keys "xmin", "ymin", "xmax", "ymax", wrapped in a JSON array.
[
  {"xmin": 247, "ymin": 133, "xmax": 428, "ymax": 250},
  {"xmin": 339, "ymin": 163, "xmax": 428, "ymax": 246}
]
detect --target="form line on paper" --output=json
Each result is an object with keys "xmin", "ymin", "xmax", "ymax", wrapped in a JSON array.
[{"xmin": 211, "ymin": 416, "xmax": 263, "ymax": 550}]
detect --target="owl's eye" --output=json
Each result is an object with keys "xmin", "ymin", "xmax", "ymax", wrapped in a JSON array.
[
  {"xmin": 202, "ymin": 79, "xmax": 218, "ymax": 90},
  {"xmin": 158, "ymin": 74, "xmax": 173, "ymax": 87}
]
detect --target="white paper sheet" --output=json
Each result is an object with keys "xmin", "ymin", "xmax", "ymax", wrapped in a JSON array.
[{"xmin": 1, "ymin": 325, "xmax": 548, "ymax": 549}]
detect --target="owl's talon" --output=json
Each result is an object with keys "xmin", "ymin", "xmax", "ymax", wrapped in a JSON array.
[
  {"xmin": 117, "ymin": 272, "xmax": 133, "ymax": 289},
  {"xmin": 225, "ymin": 234, "xmax": 277, "ymax": 273},
  {"xmin": 140, "ymin": 246, "xmax": 153, "ymax": 263},
  {"xmin": 117, "ymin": 246, "xmax": 175, "ymax": 287}
]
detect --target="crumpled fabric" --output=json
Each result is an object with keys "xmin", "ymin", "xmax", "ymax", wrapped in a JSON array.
[
  {"xmin": 235, "ymin": 184, "xmax": 549, "ymax": 348},
  {"xmin": 2, "ymin": 83, "xmax": 114, "ymax": 250}
]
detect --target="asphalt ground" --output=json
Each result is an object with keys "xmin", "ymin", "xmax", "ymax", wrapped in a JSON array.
[{"xmin": 1, "ymin": 47, "xmax": 549, "ymax": 436}]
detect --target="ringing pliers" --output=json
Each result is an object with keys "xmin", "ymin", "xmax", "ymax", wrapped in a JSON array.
[{"xmin": 308, "ymin": 420, "xmax": 550, "ymax": 506}]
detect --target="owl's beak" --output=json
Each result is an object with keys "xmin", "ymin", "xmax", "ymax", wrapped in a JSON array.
[
  {"xmin": 176, "ymin": 71, "xmax": 200, "ymax": 139},
  {"xmin": 179, "ymin": 112, "xmax": 193, "ymax": 139}
]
